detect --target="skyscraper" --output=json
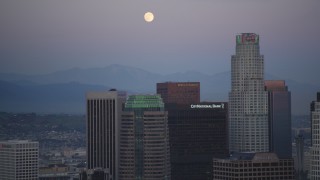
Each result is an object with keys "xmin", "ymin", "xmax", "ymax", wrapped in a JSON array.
[
  {"xmin": 295, "ymin": 134, "xmax": 307, "ymax": 180},
  {"xmin": 213, "ymin": 34, "xmax": 296, "ymax": 179},
  {"xmin": 265, "ymin": 80, "xmax": 291, "ymax": 158},
  {"xmin": 229, "ymin": 33, "xmax": 269, "ymax": 153},
  {"xmin": 310, "ymin": 92, "xmax": 320, "ymax": 180},
  {"xmin": 86, "ymin": 90, "xmax": 126, "ymax": 180},
  {"xmin": 157, "ymin": 82, "xmax": 228, "ymax": 179},
  {"xmin": 0, "ymin": 140, "xmax": 39, "ymax": 180},
  {"xmin": 119, "ymin": 95, "xmax": 171, "ymax": 180},
  {"xmin": 167, "ymin": 102, "xmax": 228, "ymax": 180}
]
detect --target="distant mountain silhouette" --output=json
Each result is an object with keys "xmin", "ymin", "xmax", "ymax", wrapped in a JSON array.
[
  {"xmin": 0, "ymin": 80, "xmax": 109, "ymax": 113},
  {"xmin": 0, "ymin": 64, "xmax": 318, "ymax": 114}
]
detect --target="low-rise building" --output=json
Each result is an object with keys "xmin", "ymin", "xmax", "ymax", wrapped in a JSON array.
[{"xmin": 213, "ymin": 152, "xmax": 294, "ymax": 180}]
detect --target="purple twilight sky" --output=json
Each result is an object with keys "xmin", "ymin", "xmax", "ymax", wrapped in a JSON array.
[{"xmin": 0, "ymin": 0, "xmax": 319, "ymax": 84}]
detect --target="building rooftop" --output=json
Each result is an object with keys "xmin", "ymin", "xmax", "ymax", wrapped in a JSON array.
[
  {"xmin": 221, "ymin": 152, "xmax": 280, "ymax": 162},
  {"xmin": 124, "ymin": 94, "xmax": 164, "ymax": 110},
  {"xmin": 0, "ymin": 140, "xmax": 37, "ymax": 144},
  {"xmin": 264, "ymin": 80, "xmax": 288, "ymax": 91}
]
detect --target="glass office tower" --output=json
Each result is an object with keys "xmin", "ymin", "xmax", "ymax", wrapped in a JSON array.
[{"xmin": 265, "ymin": 80, "xmax": 291, "ymax": 158}]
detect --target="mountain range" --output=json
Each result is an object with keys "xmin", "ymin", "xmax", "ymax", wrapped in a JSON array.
[{"xmin": 0, "ymin": 64, "xmax": 318, "ymax": 115}]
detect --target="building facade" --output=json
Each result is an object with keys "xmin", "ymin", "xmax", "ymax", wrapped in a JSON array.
[
  {"xmin": 119, "ymin": 95, "xmax": 171, "ymax": 180},
  {"xmin": 86, "ymin": 90, "xmax": 126, "ymax": 180},
  {"xmin": 80, "ymin": 169, "xmax": 110, "ymax": 180},
  {"xmin": 0, "ymin": 140, "xmax": 39, "ymax": 180},
  {"xmin": 265, "ymin": 80, "xmax": 291, "ymax": 158},
  {"xmin": 213, "ymin": 153, "xmax": 295, "ymax": 180},
  {"xmin": 157, "ymin": 82, "xmax": 228, "ymax": 179},
  {"xmin": 156, "ymin": 82, "xmax": 200, "ymax": 105},
  {"xmin": 229, "ymin": 33, "xmax": 269, "ymax": 153},
  {"xmin": 39, "ymin": 164, "xmax": 70, "ymax": 180},
  {"xmin": 167, "ymin": 102, "xmax": 228, "ymax": 180},
  {"xmin": 310, "ymin": 92, "xmax": 320, "ymax": 179},
  {"xmin": 295, "ymin": 134, "xmax": 308, "ymax": 180}
]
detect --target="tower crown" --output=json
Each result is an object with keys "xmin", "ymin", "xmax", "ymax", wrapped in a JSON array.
[{"xmin": 236, "ymin": 33, "xmax": 259, "ymax": 44}]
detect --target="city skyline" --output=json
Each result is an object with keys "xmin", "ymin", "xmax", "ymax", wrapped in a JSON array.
[{"xmin": 1, "ymin": 0, "xmax": 320, "ymax": 85}]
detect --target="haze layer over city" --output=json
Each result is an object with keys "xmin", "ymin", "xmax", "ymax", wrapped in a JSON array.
[{"xmin": 1, "ymin": 0, "xmax": 320, "ymax": 115}]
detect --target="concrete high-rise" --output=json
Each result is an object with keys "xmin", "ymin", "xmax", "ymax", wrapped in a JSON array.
[
  {"xmin": 86, "ymin": 90, "xmax": 126, "ymax": 180},
  {"xmin": 265, "ymin": 80, "xmax": 291, "ymax": 158},
  {"xmin": 119, "ymin": 95, "xmax": 171, "ymax": 180},
  {"xmin": 0, "ymin": 140, "xmax": 39, "ymax": 180},
  {"xmin": 229, "ymin": 33, "xmax": 269, "ymax": 153},
  {"xmin": 295, "ymin": 134, "xmax": 307, "ymax": 180},
  {"xmin": 310, "ymin": 92, "xmax": 320, "ymax": 180}
]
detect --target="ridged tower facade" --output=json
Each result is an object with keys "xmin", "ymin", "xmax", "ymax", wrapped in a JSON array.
[{"xmin": 229, "ymin": 33, "xmax": 269, "ymax": 153}]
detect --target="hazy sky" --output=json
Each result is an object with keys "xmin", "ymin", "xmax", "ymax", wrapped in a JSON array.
[{"xmin": 1, "ymin": 0, "xmax": 319, "ymax": 84}]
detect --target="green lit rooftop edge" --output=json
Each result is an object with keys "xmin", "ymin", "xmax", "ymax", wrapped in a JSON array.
[{"xmin": 125, "ymin": 95, "xmax": 164, "ymax": 109}]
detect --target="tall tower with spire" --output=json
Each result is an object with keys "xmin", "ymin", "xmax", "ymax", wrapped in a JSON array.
[{"xmin": 229, "ymin": 33, "xmax": 269, "ymax": 153}]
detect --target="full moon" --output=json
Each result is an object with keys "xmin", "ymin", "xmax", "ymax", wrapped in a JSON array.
[{"xmin": 144, "ymin": 12, "xmax": 154, "ymax": 23}]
